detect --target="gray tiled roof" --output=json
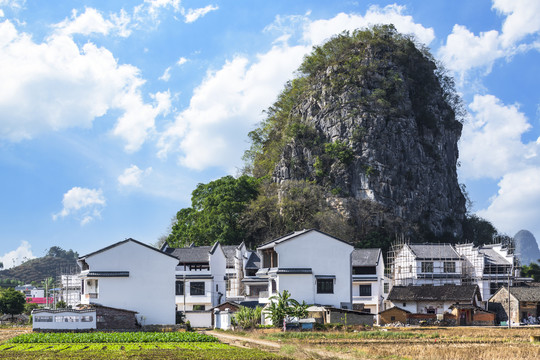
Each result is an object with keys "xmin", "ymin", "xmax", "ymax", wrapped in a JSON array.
[
  {"xmin": 222, "ymin": 245, "xmax": 237, "ymax": 267},
  {"xmin": 388, "ymin": 284, "xmax": 480, "ymax": 302},
  {"xmin": 408, "ymin": 244, "xmax": 461, "ymax": 260},
  {"xmin": 509, "ymin": 284, "xmax": 540, "ymax": 301},
  {"xmin": 245, "ymin": 252, "xmax": 261, "ymax": 269},
  {"xmin": 352, "ymin": 248, "xmax": 381, "ymax": 266},
  {"xmin": 165, "ymin": 246, "xmax": 211, "ymax": 263},
  {"xmin": 257, "ymin": 229, "xmax": 352, "ymax": 250},
  {"xmin": 479, "ymin": 247, "xmax": 510, "ymax": 266}
]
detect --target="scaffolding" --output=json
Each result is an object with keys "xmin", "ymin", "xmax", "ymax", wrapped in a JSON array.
[{"xmin": 386, "ymin": 237, "xmax": 517, "ymax": 303}]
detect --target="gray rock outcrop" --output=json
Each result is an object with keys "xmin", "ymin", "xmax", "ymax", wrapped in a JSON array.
[
  {"xmin": 270, "ymin": 27, "xmax": 466, "ymax": 237},
  {"xmin": 514, "ymin": 230, "xmax": 540, "ymax": 265}
]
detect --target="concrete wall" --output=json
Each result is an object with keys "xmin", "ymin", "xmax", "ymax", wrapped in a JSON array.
[
  {"xmin": 275, "ymin": 232, "xmax": 353, "ymax": 308},
  {"xmin": 185, "ymin": 311, "xmax": 212, "ymax": 328},
  {"xmin": 32, "ymin": 310, "xmax": 96, "ymax": 330},
  {"xmin": 82, "ymin": 240, "xmax": 178, "ymax": 325}
]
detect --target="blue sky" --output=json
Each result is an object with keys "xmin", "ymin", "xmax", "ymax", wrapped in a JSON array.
[{"xmin": 1, "ymin": 0, "xmax": 539, "ymax": 268}]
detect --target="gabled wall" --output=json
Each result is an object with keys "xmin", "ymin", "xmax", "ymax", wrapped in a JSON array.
[{"xmin": 81, "ymin": 240, "xmax": 177, "ymax": 325}]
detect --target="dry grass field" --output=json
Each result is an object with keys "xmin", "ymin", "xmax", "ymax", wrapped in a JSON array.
[{"xmin": 227, "ymin": 326, "xmax": 540, "ymax": 360}]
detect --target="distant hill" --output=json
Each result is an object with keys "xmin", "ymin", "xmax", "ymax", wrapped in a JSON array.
[
  {"xmin": 514, "ymin": 230, "xmax": 540, "ymax": 266},
  {"xmin": 0, "ymin": 247, "xmax": 79, "ymax": 284}
]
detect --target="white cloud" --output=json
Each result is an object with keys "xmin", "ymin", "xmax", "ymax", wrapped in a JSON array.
[
  {"xmin": 477, "ymin": 167, "xmax": 540, "ymax": 238},
  {"xmin": 133, "ymin": 0, "xmax": 181, "ymax": 25},
  {"xmin": 157, "ymin": 7, "xmax": 433, "ymax": 171},
  {"xmin": 184, "ymin": 5, "xmax": 218, "ymax": 24},
  {"xmin": 439, "ymin": 0, "xmax": 540, "ymax": 76},
  {"xmin": 0, "ymin": 20, "xmax": 163, "ymax": 151},
  {"xmin": 303, "ymin": 5, "xmax": 435, "ymax": 46},
  {"xmin": 118, "ymin": 165, "xmax": 153, "ymax": 187},
  {"xmin": 0, "ymin": 0, "xmax": 24, "ymax": 10},
  {"xmin": 459, "ymin": 94, "xmax": 533, "ymax": 179},
  {"xmin": 0, "ymin": 241, "xmax": 35, "ymax": 269},
  {"xmin": 438, "ymin": 25, "xmax": 503, "ymax": 74},
  {"xmin": 53, "ymin": 187, "xmax": 106, "ymax": 225},
  {"xmin": 493, "ymin": 0, "xmax": 540, "ymax": 47},
  {"xmin": 157, "ymin": 44, "xmax": 309, "ymax": 170},
  {"xmin": 159, "ymin": 57, "xmax": 187, "ymax": 81},
  {"xmin": 160, "ymin": 66, "xmax": 172, "ymax": 81},
  {"xmin": 54, "ymin": 8, "xmax": 115, "ymax": 37}
]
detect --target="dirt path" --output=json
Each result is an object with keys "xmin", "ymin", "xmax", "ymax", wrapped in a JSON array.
[
  {"xmin": 0, "ymin": 328, "xmax": 31, "ymax": 343},
  {"xmin": 202, "ymin": 330, "xmax": 357, "ymax": 359},
  {"xmin": 203, "ymin": 330, "xmax": 282, "ymax": 350}
]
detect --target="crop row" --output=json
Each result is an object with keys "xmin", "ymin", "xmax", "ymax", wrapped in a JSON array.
[
  {"xmin": 7, "ymin": 332, "xmax": 218, "ymax": 344},
  {"xmin": 0, "ymin": 342, "xmax": 232, "ymax": 352}
]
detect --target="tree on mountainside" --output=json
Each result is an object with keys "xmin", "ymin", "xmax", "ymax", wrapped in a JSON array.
[
  {"xmin": 167, "ymin": 175, "xmax": 260, "ymax": 247},
  {"xmin": 462, "ymin": 215, "xmax": 498, "ymax": 246},
  {"xmin": 46, "ymin": 246, "xmax": 78, "ymax": 259},
  {"xmin": 521, "ymin": 261, "xmax": 540, "ymax": 282},
  {"xmin": 0, "ymin": 288, "xmax": 26, "ymax": 319}
]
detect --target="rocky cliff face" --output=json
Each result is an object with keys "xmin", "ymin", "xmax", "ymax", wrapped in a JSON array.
[
  {"xmin": 268, "ymin": 27, "xmax": 466, "ymax": 237},
  {"xmin": 514, "ymin": 230, "xmax": 540, "ymax": 265}
]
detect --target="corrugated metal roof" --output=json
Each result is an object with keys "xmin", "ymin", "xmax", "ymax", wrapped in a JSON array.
[{"xmin": 352, "ymin": 248, "xmax": 380, "ymax": 266}]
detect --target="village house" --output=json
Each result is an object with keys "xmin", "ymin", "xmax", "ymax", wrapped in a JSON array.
[
  {"xmin": 455, "ymin": 243, "xmax": 516, "ymax": 301},
  {"xmin": 488, "ymin": 283, "xmax": 540, "ymax": 325},
  {"xmin": 78, "ymin": 238, "xmax": 178, "ymax": 326},
  {"xmin": 386, "ymin": 284, "xmax": 491, "ymax": 325},
  {"xmin": 351, "ymin": 248, "xmax": 388, "ymax": 316},
  {"xmin": 162, "ymin": 241, "xmax": 261, "ymax": 327},
  {"xmin": 390, "ymin": 243, "xmax": 463, "ymax": 286},
  {"xmin": 256, "ymin": 229, "xmax": 354, "ymax": 309}
]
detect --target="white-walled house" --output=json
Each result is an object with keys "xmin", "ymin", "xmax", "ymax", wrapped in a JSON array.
[
  {"xmin": 163, "ymin": 242, "xmax": 228, "ymax": 312},
  {"xmin": 455, "ymin": 244, "xmax": 515, "ymax": 302},
  {"xmin": 351, "ymin": 248, "xmax": 388, "ymax": 315},
  {"xmin": 391, "ymin": 244, "xmax": 463, "ymax": 286},
  {"xmin": 386, "ymin": 284, "xmax": 482, "ymax": 315},
  {"xmin": 256, "ymin": 229, "xmax": 354, "ymax": 309},
  {"xmin": 78, "ymin": 238, "xmax": 178, "ymax": 325}
]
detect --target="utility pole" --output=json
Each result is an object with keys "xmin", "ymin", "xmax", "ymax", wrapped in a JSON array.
[{"xmin": 507, "ymin": 261, "xmax": 512, "ymax": 328}]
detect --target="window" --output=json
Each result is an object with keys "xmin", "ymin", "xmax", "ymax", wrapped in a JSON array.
[
  {"xmin": 359, "ymin": 284, "xmax": 372, "ymax": 297},
  {"xmin": 383, "ymin": 283, "xmax": 389, "ymax": 294},
  {"xmin": 398, "ymin": 266, "xmax": 401, "ymax": 274},
  {"xmin": 390, "ymin": 316, "xmax": 396, "ymax": 321},
  {"xmin": 317, "ymin": 279, "xmax": 334, "ymax": 294},
  {"xmin": 175, "ymin": 281, "xmax": 184, "ymax": 296},
  {"xmin": 409, "ymin": 265, "xmax": 413, "ymax": 273},
  {"xmin": 352, "ymin": 266, "xmax": 376, "ymax": 275},
  {"xmin": 190, "ymin": 282, "xmax": 205, "ymax": 296},
  {"xmin": 81, "ymin": 316, "xmax": 93, "ymax": 322},
  {"xmin": 421, "ymin": 262, "xmax": 433, "ymax": 273},
  {"xmin": 192, "ymin": 305, "xmax": 205, "ymax": 311},
  {"xmin": 34, "ymin": 316, "xmax": 53, "ymax": 322},
  {"xmin": 444, "ymin": 262, "xmax": 456, "ymax": 273}
]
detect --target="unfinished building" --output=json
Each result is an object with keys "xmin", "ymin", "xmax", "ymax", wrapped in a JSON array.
[{"xmin": 386, "ymin": 240, "xmax": 519, "ymax": 306}]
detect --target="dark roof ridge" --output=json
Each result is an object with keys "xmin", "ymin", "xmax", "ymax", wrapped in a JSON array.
[{"xmin": 79, "ymin": 238, "xmax": 178, "ymax": 260}]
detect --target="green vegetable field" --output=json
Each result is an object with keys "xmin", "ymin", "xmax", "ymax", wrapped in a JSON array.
[{"xmin": 0, "ymin": 332, "xmax": 288, "ymax": 360}]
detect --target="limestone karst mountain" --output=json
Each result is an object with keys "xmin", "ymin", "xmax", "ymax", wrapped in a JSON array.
[
  {"xmin": 514, "ymin": 229, "xmax": 540, "ymax": 265},
  {"xmin": 244, "ymin": 25, "xmax": 466, "ymax": 243}
]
